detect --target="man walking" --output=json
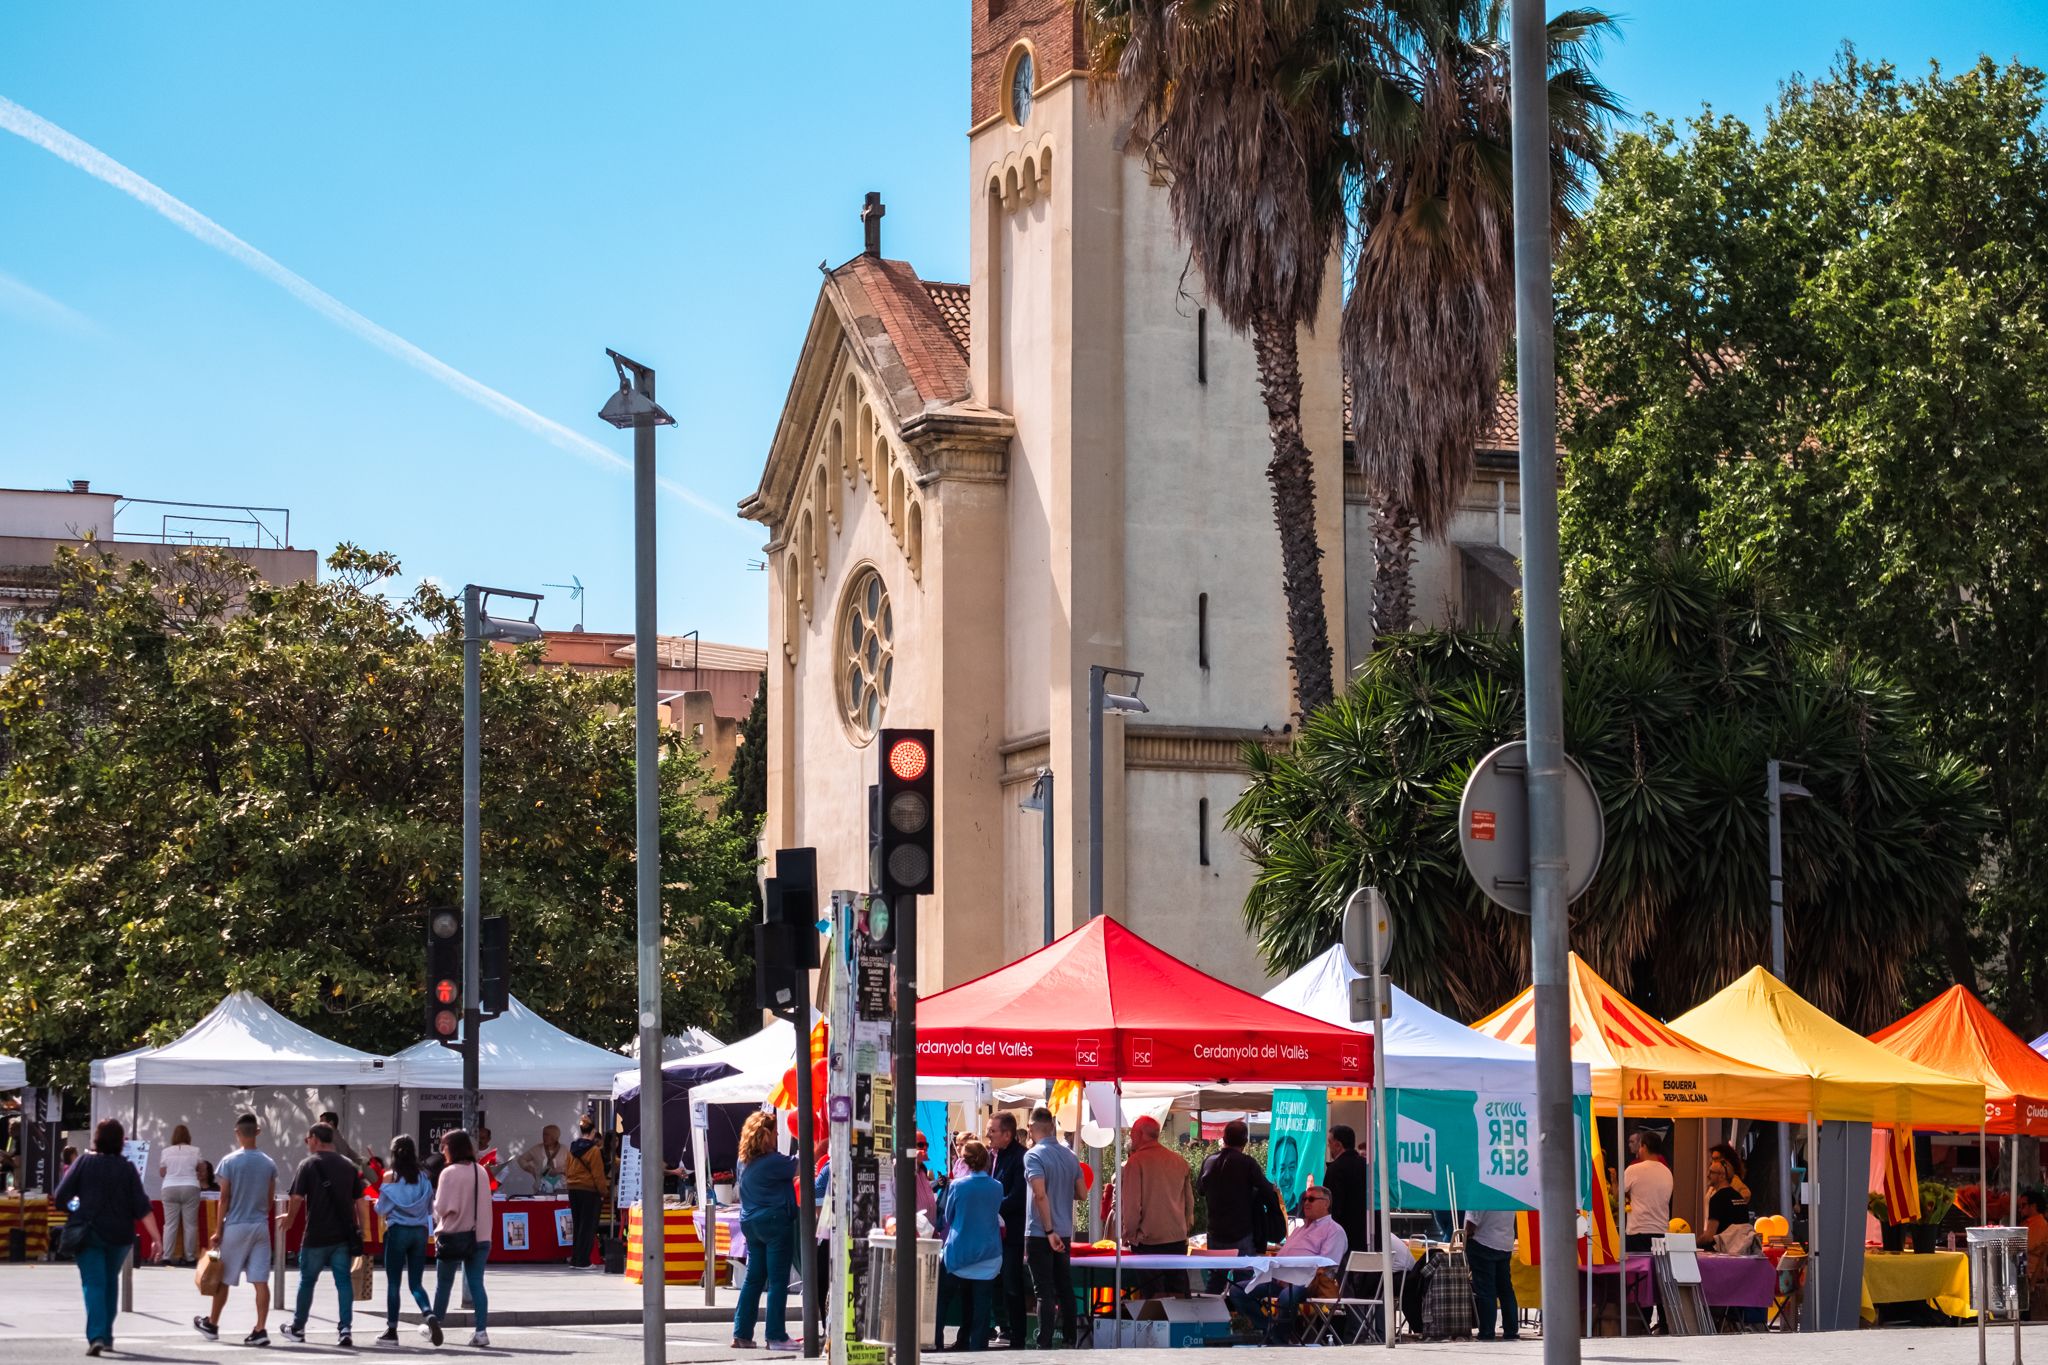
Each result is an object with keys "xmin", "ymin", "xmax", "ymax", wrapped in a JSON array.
[
  {"xmin": 318, "ymin": 1110, "xmax": 363, "ymax": 1170},
  {"xmin": 985, "ymin": 1112, "xmax": 1030, "ymax": 1347},
  {"xmin": 1464, "ymin": 1206, "xmax": 1519, "ymax": 1341},
  {"xmin": 281, "ymin": 1122, "xmax": 369, "ymax": 1347},
  {"xmin": 1023, "ymin": 1107, "xmax": 1081, "ymax": 1349},
  {"xmin": 194, "ymin": 1114, "xmax": 278, "ymax": 1347}
]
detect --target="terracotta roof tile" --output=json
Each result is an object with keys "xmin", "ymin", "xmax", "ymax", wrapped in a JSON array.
[
  {"xmin": 1343, "ymin": 378, "xmax": 1539, "ymax": 457},
  {"xmin": 833, "ymin": 254, "xmax": 971, "ymax": 406},
  {"xmin": 923, "ymin": 281, "xmax": 971, "ymax": 354}
]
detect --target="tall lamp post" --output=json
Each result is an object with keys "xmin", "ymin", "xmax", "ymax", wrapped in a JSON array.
[
  {"xmin": 1087, "ymin": 666, "xmax": 1147, "ymax": 921},
  {"xmin": 599, "ymin": 351, "xmax": 675, "ymax": 1365},
  {"xmin": 1767, "ymin": 758, "xmax": 1811, "ymax": 1226},
  {"xmin": 461, "ymin": 584, "xmax": 544, "ymax": 1136},
  {"xmin": 1020, "ymin": 769, "xmax": 1054, "ymax": 944}
]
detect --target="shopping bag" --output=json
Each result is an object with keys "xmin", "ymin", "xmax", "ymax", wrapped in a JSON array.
[
  {"xmin": 195, "ymin": 1250, "xmax": 225, "ymax": 1297},
  {"xmin": 351, "ymin": 1254, "xmax": 375, "ymax": 1301}
]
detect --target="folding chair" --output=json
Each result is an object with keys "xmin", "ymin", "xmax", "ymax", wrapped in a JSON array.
[
  {"xmin": 1306, "ymin": 1250, "xmax": 1398, "ymax": 1345},
  {"xmin": 1767, "ymin": 1251, "xmax": 1806, "ymax": 1332}
]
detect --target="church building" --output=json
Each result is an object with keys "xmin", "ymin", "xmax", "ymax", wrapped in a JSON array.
[{"xmin": 742, "ymin": 2, "xmax": 1522, "ymax": 993}]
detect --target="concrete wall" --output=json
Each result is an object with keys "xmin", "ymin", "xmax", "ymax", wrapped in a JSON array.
[
  {"xmin": 0, "ymin": 535, "xmax": 318, "ymax": 587},
  {"xmin": 0, "ymin": 489, "xmax": 117, "ymax": 540}
]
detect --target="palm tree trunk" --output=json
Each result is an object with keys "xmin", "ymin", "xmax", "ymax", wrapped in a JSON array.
[
  {"xmin": 1249, "ymin": 310, "xmax": 1336, "ymax": 716},
  {"xmin": 1370, "ymin": 504, "xmax": 1417, "ymax": 637}
]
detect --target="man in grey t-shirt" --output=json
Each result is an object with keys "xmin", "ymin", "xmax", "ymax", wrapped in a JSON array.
[
  {"xmin": 196, "ymin": 1114, "xmax": 278, "ymax": 1347},
  {"xmin": 1023, "ymin": 1107, "xmax": 1082, "ymax": 1348}
]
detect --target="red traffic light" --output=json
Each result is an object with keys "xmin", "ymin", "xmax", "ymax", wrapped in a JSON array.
[
  {"xmin": 887, "ymin": 737, "xmax": 929, "ymax": 781},
  {"xmin": 434, "ymin": 979, "xmax": 459, "ymax": 1005}
]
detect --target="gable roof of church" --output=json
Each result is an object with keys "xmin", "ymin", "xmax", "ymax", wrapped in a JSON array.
[{"xmin": 831, "ymin": 253, "xmax": 971, "ymax": 407}]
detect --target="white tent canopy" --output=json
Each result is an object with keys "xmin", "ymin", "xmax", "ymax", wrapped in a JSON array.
[
  {"xmin": 0, "ymin": 1054, "xmax": 25, "ymax": 1089},
  {"xmin": 91, "ymin": 991, "xmax": 391, "ymax": 1088},
  {"xmin": 391, "ymin": 995, "xmax": 627, "ymax": 1092},
  {"xmin": 1265, "ymin": 946, "xmax": 1591, "ymax": 1093},
  {"xmin": 611, "ymin": 1019, "xmax": 795, "ymax": 1101}
]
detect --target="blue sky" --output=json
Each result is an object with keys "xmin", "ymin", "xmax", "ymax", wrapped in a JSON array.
[{"xmin": 2, "ymin": 3, "xmax": 2042, "ymax": 647}]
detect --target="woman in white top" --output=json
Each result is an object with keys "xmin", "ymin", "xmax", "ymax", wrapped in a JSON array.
[{"xmin": 158, "ymin": 1124, "xmax": 204, "ymax": 1266}]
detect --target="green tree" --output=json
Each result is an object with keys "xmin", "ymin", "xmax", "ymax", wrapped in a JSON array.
[
  {"xmin": 1086, "ymin": 0, "xmax": 1355, "ymax": 713},
  {"xmin": 0, "ymin": 545, "xmax": 758, "ymax": 1090},
  {"xmin": 1345, "ymin": 1, "xmax": 1620, "ymax": 634},
  {"xmin": 716, "ymin": 673, "xmax": 769, "ymax": 1027},
  {"xmin": 1228, "ymin": 549, "xmax": 1992, "ymax": 1029},
  {"xmin": 1555, "ymin": 52, "xmax": 2048, "ymax": 1028}
]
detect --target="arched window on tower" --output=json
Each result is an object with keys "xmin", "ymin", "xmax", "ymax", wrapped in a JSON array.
[
  {"xmin": 781, "ymin": 553, "xmax": 799, "ymax": 663},
  {"xmin": 888, "ymin": 466, "xmax": 905, "ymax": 544},
  {"xmin": 907, "ymin": 501, "xmax": 924, "ymax": 580}
]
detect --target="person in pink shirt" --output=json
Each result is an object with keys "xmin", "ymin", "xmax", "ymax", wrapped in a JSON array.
[
  {"xmin": 1226, "ymin": 1187, "xmax": 1348, "ymax": 1343},
  {"xmin": 425, "ymin": 1129, "xmax": 494, "ymax": 1349}
]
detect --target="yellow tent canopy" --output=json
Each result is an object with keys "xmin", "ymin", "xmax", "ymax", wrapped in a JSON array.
[
  {"xmin": 1672, "ymin": 967, "xmax": 1985, "ymax": 1128},
  {"xmin": 1472, "ymin": 952, "xmax": 1812, "ymax": 1121}
]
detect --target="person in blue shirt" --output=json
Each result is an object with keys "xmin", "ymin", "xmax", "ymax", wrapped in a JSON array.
[
  {"xmin": 1023, "ymin": 1106, "xmax": 1083, "ymax": 1348},
  {"xmin": 942, "ymin": 1141, "xmax": 1006, "ymax": 1350},
  {"xmin": 732, "ymin": 1110, "xmax": 799, "ymax": 1351},
  {"xmin": 194, "ymin": 1113, "xmax": 278, "ymax": 1347},
  {"xmin": 55, "ymin": 1119, "xmax": 159, "ymax": 1357},
  {"xmin": 374, "ymin": 1135, "xmax": 438, "ymax": 1346}
]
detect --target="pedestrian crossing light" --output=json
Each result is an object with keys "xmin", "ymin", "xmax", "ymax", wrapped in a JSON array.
[
  {"xmin": 878, "ymin": 729, "xmax": 935, "ymax": 898},
  {"xmin": 427, "ymin": 907, "xmax": 462, "ymax": 1039}
]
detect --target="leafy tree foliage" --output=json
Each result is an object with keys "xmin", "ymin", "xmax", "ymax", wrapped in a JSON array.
[
  {"xmin": 0, "ymin": 545, "xmax": 757, "ymax": 1090},
  {"xmin": 1555, "ymin": 53, "xmax": 2048, "ymax": 1027},
  {"xmin": 1229, "ymin": 550, "xmax": 1992, "ymax": 1029}
]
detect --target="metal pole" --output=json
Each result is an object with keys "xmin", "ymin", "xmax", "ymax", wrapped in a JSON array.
[
  {"xmin": 1768, "ymin": 760, "xmax": 1792, "ymax": 1237},
  {"xmin": 894, "ymin": 891, "xmax": 920, "ymax": 1365},
  {"xmin": 1804, "ymin": 1113, "xmax": 1817, "ymax": 1333},
  {"xmin": 1614, "ymin": 1108, "xmax": 1626, "ymax": 1339},
  {"xmin": 631, "ymin": 371, "xmax": 666, "ymax": 1365},
  {"xmin": 796, "ymin": 987, "xmax": 820, "ymax": 1356},
  {"xmin": 1509, "ymin": 0, "xmax": 1578, "ymax": 1356},
  {"xmin": 1040, "ymin": 772, "xmax": 1056, "ymax": 945},
  {"xmin": 1088, "ymin": 667, "xmax": 1106, "ymax": 921},
  {"xmin": 1371, "ymin": 991, "xmax": 1396, "ymax": 1347},
  {"xmin": 462, "ymin": 586, "xmax": 482, "ymax": 1137}
]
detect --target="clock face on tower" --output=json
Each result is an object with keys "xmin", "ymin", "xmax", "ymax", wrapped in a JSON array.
[{"xmin": 1009, "ymin": 48, "xmax": 1034, "ymax": 125}]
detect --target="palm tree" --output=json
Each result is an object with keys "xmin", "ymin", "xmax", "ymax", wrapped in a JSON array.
[
  {"xmin": 1086, "ymin": 0, "xmax": 1360, "ymax": 715},
  {"xmin": 1345, "ymin": 1, "xmax": 1621, "ymax": 635},
  {"xmin": 1228, "ymin": 548, "xmax": 1994, "ymax": 1028}
]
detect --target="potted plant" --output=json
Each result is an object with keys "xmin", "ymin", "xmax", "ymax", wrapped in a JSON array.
[
  {"xmin": 1869, "ymin": 1191, "xmax": 1907, "ymax": 1253},
  {"xmin": 1913, "ymin": 1181, "xmax": 1954, "ymax": 1254}
]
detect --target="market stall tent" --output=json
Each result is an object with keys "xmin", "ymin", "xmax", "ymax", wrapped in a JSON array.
[
  {"xmin": 1872, "ymin": 986, "xmax": 2048, "ymax": 1134},
  {"xmin": 1673, "ymin": 968, "xmax": 1985, "ymax": 1128},
  {"xmin": 0, "ymin": 1054, "xmax": 23, "ymax": 1089},
  {"xmin": 1473, "ymin": 952, "xmax": 1812, "ymax": 1121},
  {"xmin": 916, "ymin": 917, "xmax": 1372, "ymax": 1085},
  {"xmin": 612, "ymin": 1019, "xmax": 794, "ymax": 1170},
  {"xmin": 89, "ymin": 991, "xmax": 395, "ymax": 1196}
]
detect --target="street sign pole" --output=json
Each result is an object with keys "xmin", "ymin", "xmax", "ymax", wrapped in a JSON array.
[{"xmin": 1343, "ymin": 888, "xmax": 1398, "ymax": 1349}]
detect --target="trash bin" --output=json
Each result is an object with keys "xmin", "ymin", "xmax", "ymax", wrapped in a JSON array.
[
  {"xmin": 1968, "ymin": 1225, "xmax": 2028, "ymax": 1318},
  {"xmin": 861, "ymin": 1233, "xmax": 941, "ymax": 1344}
]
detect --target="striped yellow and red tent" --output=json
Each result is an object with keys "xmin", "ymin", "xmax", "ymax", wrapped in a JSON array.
[{"xmin": 1473, "ymin": 953, "xmax": 1811, "ymax": 1121}]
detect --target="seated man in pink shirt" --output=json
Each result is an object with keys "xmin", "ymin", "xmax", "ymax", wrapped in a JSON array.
[{"xmin": 1225, "ymin": 1186, "xmax": 1348, "ymax": 1343}]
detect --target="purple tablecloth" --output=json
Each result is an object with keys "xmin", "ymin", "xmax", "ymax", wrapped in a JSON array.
[{"xmin": 1588, "ymin": 1254, "xmax": 1778, "ymax": 1309}]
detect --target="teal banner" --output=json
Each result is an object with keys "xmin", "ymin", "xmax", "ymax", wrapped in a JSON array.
[
  {"xmin": 1267, "ymin": 1087, "xmax": 1328, "ymax": 1207},
  {"xmin": 1376, "ymin": 1090, "xmax": 1594, "ymax": 1211}
]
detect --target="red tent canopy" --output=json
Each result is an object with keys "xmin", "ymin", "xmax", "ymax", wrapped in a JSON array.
[
  {"xmin": 1870, "ymin": 985, "xmax": 2048, "ymax": 1135},
  {"xmin": 916, "ymin": 917, "xmax": 1372, "ymax": 1085}
]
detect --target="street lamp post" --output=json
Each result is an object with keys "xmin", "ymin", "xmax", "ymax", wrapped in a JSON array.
[
  {"xmin": 1087, "ymin": 666, "xmax": 1147, "ymax": 921},
  {"xmin": 599, "ymin": 352, "xmax": 675, "ymax": 1365},
  {"xmin": 460, "ymin": 583, "xmax": 543, "ymax": 1136},
  {"xmin": 1766, "ymin": 758, "xmax": 1810, "ymax": 1226}
]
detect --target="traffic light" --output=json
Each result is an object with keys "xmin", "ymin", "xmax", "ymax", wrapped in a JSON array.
[
  {"xmin": 755, "ymin": 850, "xmax": 820, "ymax": 1018},
  {"xmin": 426, "ymin": 907, "xmax": 462, "ymax": 1040},
  {"xmin": 877, "ymin": 728, "xmax": 935, "ymax": 898},
  {"xmin": 479, "ymin": 915, "xmax": 509, "ymax": 1018}
]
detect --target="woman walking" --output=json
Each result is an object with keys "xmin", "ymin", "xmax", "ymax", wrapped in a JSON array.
[
  {"xmin": 731, "ymin": 1110, "xmax": 798, "ymax": 1351},
  {"xmin": 55, "ymin": 1119, "xmax": 159, "ymax": 1356},
  {"xmin": 158, "ymin": 1123, "xmax": 203, "ymax": 1266},
  {"xmin": 941, "ymin": 1141, "xmax": 1005, "ymax": 1350},
  {"xmin": 427, "ymin": 1129, "xmax": 494, "ymax": 1349},
  {"xmin": 375, "ymin": 1136, "xmax": 438, "ymax": 1346},
  {"xmin": 564, "ymin": 1114, "xmax": 608, "ymax": 1269}
]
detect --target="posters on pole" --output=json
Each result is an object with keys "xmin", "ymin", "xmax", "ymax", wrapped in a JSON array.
[
  {"xmin": 1377, "ymin": 1090, "xmax": 1593, "ymax": 1211},
  {"xmin": 1268, "ymin": 1088, "xmax": 1327, "ymax": 1206},
  {"xmin": 617, "ymin": 1136, "xmax": 643, "ymax": 1210},
  {"xmin": 121, "ymin": 1139, "xmax": 150, "ymax": 1184}
]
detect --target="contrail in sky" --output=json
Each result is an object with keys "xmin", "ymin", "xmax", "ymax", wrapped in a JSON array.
[{"xmin": 0, "ymin": 94, "xmax": 741, "ymax": 529}]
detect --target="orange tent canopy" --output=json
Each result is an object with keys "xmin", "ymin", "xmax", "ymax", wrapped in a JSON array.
[
  {"xmin": 1473, "ymin": 952, "xmax": 1812, "ymax": 1121},
  {"xmin": 1870, "ymin": 985, "xmax": 2048, "ymax": 1134}
]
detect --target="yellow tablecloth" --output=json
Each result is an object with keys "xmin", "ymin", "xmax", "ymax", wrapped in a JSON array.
[{"xmin": 1860, "ymin": 1251, "xmax": 1971, "ymax": 1323}]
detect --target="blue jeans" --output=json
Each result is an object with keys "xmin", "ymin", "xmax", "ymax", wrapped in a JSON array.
[
  {"xmin": 74, "ymin": 1238, "xmax": 128, "ymax": 1345},
  {"xmin": 733, "ymin": 1212, "xmax": 795, "ymax": 1344},
  {"xmin": 431, "ymin": 1240, "xmax": 491, "ymax": 1331},
  {"xmin": 383, "ymin": 1224, "xmax": 433, "ymax": 1327},
  {"xmin": 1228, "ymin": 1280, "xmax": 1310, "ymax": 1342},
  {"xmin": 294, "ymin": 1241, "xmax": 354, "ymax": 1333}
]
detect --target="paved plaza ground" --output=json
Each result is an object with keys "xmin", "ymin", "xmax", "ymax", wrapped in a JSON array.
[{"xmin": 0, "ymin": 1261, "xmax": 2022, "ymax": 1364}]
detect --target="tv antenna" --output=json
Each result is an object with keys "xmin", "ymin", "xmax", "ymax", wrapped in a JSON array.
[{"xmin": 544, "ymin": 575, "xmax": 586, "ymax": 631}]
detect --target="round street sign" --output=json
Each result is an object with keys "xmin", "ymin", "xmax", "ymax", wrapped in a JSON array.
[
  {"xmin": 1458, "ymin": 741, "xmax": 1605, "ymax": 915},
  {"xmin": 1341, "ymin": 886, "xmax": 1393, "ymax": 975}
]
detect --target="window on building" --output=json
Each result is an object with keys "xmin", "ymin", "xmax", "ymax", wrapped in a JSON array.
[
  {"xmin": 838, "ymin": 567, "xmax": 894, "ymax": 742},
  {"xmin": 1198, "ymin": 797, "xmax": 1211, "ymax": 866},
  {"xmin": 1197, "ymin": 307, "xmax": 1208, "ymax": 384},
  {"xmin": 1198, "ymin": 592, "xmax": 1209, "ymax": 670}
]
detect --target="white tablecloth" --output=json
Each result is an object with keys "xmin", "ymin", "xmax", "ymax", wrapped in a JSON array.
[{"xmin": 1070, "ymin": 1252, "xmax": 1335, "ymax": 1291}]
